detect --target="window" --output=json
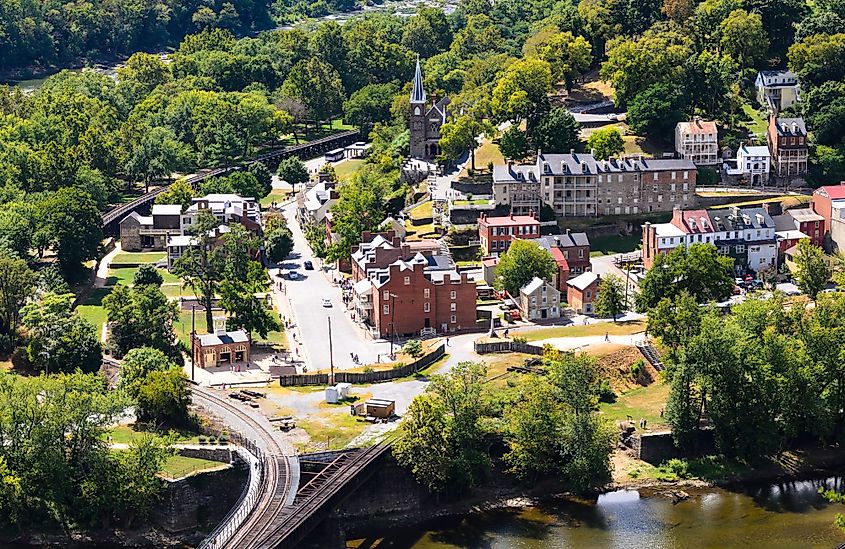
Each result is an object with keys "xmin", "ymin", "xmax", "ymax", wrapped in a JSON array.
[
  {"xmin": 383, "ymin": 290, "xmax": 389, "ymax": 301},
  {"xmin": 383, "ymin": 305, "xmax": 390, "ymax": 315},
  {"xmin": 450, "ymin": 303, "xmax": 456, "ymax": 311},
  {"xmin": 450, "ymin": 290, "xmax": 457, "ymax": 299},
  {"xmin": 424, "ymin": 302, "xmax": 430, "ymax": 312},
  {"xmin": 671, "ymin": 171, "xmax": 676, "ymax": 180},
  {"xmin": 404, "ymin": 276, "xmax": 410, "ymax": 285},
  {"xmin": 683, "ymin": 171, "xmax": 689, "ymax": 180},
  {"xmin": 671, "ymin": 183, "xmax": 676, "ymax": 191},
  {"xmin": 736, "ymin": 245, "xmax": 745, "ymax": 253},
  {"xmin": 586, "ymin": 290, "xmax": 592, "ymax": 299},
  {"xmin": 653, "ymin": 172, "xmax": 659, "ymax": 180},
  {"xmin": 652, "ymin": 184, "xmax": 658, "ymax": 192},
  {"xmin": 579, "ymin": 249, "xmax": 584, "ymax": 258},
  {"xmin": 683, "ymin": 183, "xmax": 688, "ymax": 191},
  {"xmin": 424, "ymin": 288, "xmax": 430, "ymax": 298},
  {"xmin": 450, "ymin": 314, "xmax": 457, "ymax": 323}
]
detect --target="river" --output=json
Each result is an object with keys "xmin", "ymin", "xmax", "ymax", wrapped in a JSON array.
[
  {"xmin": 7, "ymin": 0, "xmax": 456, "ymax": 93},
  {"xmin": 350, "ymin": 478, "xmax": 845, "ymax": 548}
]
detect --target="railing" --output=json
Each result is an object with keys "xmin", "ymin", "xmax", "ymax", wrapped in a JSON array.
[{"xmin": 196, "ymin": 433, "xmax": 265, "ymax": 549}]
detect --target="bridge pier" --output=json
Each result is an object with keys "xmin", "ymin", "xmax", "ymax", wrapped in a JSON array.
[{"xmin": 299, "ymin": 517, "xmax": 346, "ymax": 549}]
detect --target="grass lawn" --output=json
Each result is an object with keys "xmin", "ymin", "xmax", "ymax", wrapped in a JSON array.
[
  {"xmin": 161, "ymin": 283, "xmax": 190, "ymax": 298},
  {"xmin": 175, "ymin": 306, "xmax": 288, "ymax": 350},
  {"xmin": 333, "ymin": 158, "xmax": 365, "ymax": 182},
  {"xmin": 409, "ymin": 201, "xmax": 433, "ymax": 219},
  {"xmin": 112, "ymin": 252, "xmax": 166, "ymax": 264},
  {"xmin": 453, "ymin": 199, "xmax": 490, "ymax": 206},
  {"xmin": 742, "ymin": 103, "xmax": 768, "ymax": 138},
  {"xmin": 260, "ymin": 189, "xmax": 293, "ymax": 207},
  {"xmin": 77, "ymin": 287, "xmax": 112, "ymax": 334},
  {"xmin": 107, "ymin": 266, "xmax": 180, "ymax": 286},
  {"xmin": 598, "ymin": 381, "xmax": 670, "ymax": 429},
  {"xmin": 296, "ymin": 411, "xmax": 369, "ymax": 452},
  {"xmin": 589, "ymin": 233, "xmax": 641, "ymax": 257},
  {"xmin": 459, "ymin": 139, "xmax": 504, "ymax": 177},
  {"xmin": 520, "ymin": 319, "xmax": 646, "ymax": 341},
  {"xmin": 161, "ymin": 455, "xmax": 226, "ymax": 478}
]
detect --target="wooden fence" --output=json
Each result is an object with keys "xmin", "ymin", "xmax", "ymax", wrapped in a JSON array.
[
  {"xmin": 278, "ymin": 343, "xmax": 446, "ymax": 387},
  {"xmin": 473, "ymin": 340, "xmax": 544, "ymax": 355}
]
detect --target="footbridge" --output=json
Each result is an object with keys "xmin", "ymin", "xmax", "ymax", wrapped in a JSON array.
[{"xmin": 102, "ymin": 130, "xmax": 360, "ymax": 231}]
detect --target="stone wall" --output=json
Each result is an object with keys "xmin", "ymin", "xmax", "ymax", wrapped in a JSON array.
[{"xmin": 638, "ymin": 429, "xmax": 716, "ymax": 464}]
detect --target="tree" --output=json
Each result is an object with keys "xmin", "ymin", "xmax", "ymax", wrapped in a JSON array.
[
  {"xmin": 439, "ymin": 115, "xmax": 492, "ymax": 171},
  {"xmin": 788, "ymin": 33, "xmax": 845, "ymax": 89},
  {"xmin": 719, "ymin": 9, "xmax": 769, "ymax": 68},
  {"xmin": 103, "ymin": 283, "xmax": 181, "ymax": 362},
  {"xmin": 491, "ymin": 58, "xmax": 553, "ymax": 126},
  {"xmin": 113, "ymin": 435, "xmax": 172, "ymax": 527},
  {"xmin": 498, "ymin": 127, "xmax": 531, "ymax": 161},
  {"xmin": 403, "ymin": 339, "xmax": 424, "ymax": 358},
  {"xmin": 646, "ymin": 291, "xmax": 702, "ymax": 350},
  {"xmin": 343, "ymin": 83, "xmax": 400, "ymax": 135},
  {"xmin": 636, "ymin": 243, "xmax": 734, "ymax": 310},
  {"xmin": 450, "ymin": 14, "xmax": 504, "ymax": 58},
  {"xmin": 594, "ymin": 274, "xmax": 627, "ymax": 320},
  {"xmin": 627, "ymin": 82, "xmax": 688, "ymax": 140},
  {"xmin": 264, "ymin": 215, "xmax": 294, "ymax": 264},
  {"xmin": 276, "ymin": 157, "xmax": 309, "ymax": 194},
  {"xmin": 402, "ymin": 7, "xmax": 453, "ymax": 58},
  {"xmin": 662, "ymin": 0, "xmax": 695, "ymax": 22},
  {"xmin": 126, "ymin": 126, "xmax": 192, "ymax": 193},
  {"xmin": 532, "ymin": 108, "xmax": 582, "ymax": 153},
  {"xmin": 586, "ymin": 127, "xmax": 624, "ymax": 160},
  {"xmin": 154, "ymin": 179, "xmax": 196, "ymax": 210},
  {"xmin": 793, "ymin": 239, "xmax": 830, "ymax": 299},
  {"xmin": 41, "ymin": 189, "xmax": 103, "ymax": 280},
  {"xmin": 495, "ymin": 240, "xmax": 558, "ymax": 296},
  {"xmin": 133, "ymin": 265, "xmax": 164, "ymax": 287},
  {"xmin": 118, "ymin": 347, "xmax": 176, "ymax": 402},
  {"xmin": 325, "ymin": 168, "xmax": 390, "ymax": 262},
  {"xmin": 0, "ymin": 257, "xmax": 35, "ymax": 351},
  {"xmin": 536, "ymin": 31, "xmax": 592, "ymax": 91},
  {"xmin": 248, "ymin": 163, "xmax": 274, "ymax": 198},
  {"xmin": 393, "ymin": 362, "xmax": 491, "ymax": 494},
  {"xmin": 281, "ymin": 58, "xmax": 346, "ymax": 127},
  {"xmin": 21, "ymin": 292, "xmax": 102, "ymax": 374},
  {"xmin": 684, "ymin": 51, "xmax": 736, "ymax": 120},
  {"xmin": 172, "ymin": 210, "xmax": 223, "ymax": 333},
  {"xmin": 137, "ymin": 368, "xmax": 191, "ymax": 423},
  {"xmin": 227, "ymin": 171, "xmax": 268, "ymax": 200}
]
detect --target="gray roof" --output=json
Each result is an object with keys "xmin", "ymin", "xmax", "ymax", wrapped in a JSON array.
[
  {"xmin": 198, "ymin": 330, "xmax": 249, "ymax": 347},
  {"xmin": 411, "ymin": 57, "xmax": 426, "ymax": 104},
  {"xmin": 774, "ymin": 117, "xmax": 807, "ymax": 137},
  {"xmin": 787, "ymin": 207, "xmax": 824, "ymax": 223},
  {"xmin": 771, "ymin": 213, "xmax": 798, "ymax": 232},
  {"xmin": 493, "ymin": 163, "xmax": 539, "ymax": 183},
  {"xmin": 520, "ymin": 276, "xmax": 547, "ymax": 295},
  {"xmin": 758, "ymin": 70, "xmax": 799, "ymax": 87},
  {"xmin": 707, "ymin": 207, "xmax": 774, "ymax": 231},
  {"xmin": 538, "ymin": 232, "xmax": 590, "ymax": 249},
  {"xmin": 500, "ymin": 153, "xmax": 696, "ymax": 180},
  {"xmin": 567, "ymin": 272, "xmax": 599, "ymax": 291}
]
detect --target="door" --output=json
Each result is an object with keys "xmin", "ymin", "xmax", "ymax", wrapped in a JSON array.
[
  {"xmin": 541, "ymin": 309, "xmax": 547, "ymax": 319},
  {"xmin": 424, "ymin": 317, "xmax": 430, "ymax": 328}
]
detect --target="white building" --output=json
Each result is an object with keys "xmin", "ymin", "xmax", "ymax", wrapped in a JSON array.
[
  {"xmin": 675, "ymin": 119, "xmax": 719, "ymax": 166},
  {"xmin": 756, "ymin": 70, "xmax": 801, "ymax": 113},
  {"xmin": 725, "ymin": 144, "xmax": 771, "ymax": 186},
  {"xmin": 180, "ymin": 194, "xmax": 261, "ymax": 234}
]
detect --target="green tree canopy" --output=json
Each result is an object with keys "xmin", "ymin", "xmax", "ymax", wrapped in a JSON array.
[
  {"xmin": 495, "ymin": 240, "xmax": 558, "ymax": 296},
  {"xmin": 637, "ymin": 243, "xmax": 734, "ymax": 310},
  {"xmin": 586, "ymin": 127, "xmax": 624, "ymax": 160}
]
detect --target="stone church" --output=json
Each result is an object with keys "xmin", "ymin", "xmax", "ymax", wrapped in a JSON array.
[{"xmin": 409, "ymin": 57, "xmax": 449, "ymax": 162}]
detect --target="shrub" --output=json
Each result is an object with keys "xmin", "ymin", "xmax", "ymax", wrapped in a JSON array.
[
  {"xmin": 631, "ymin": 358, "xmax": 645, "ymax": 379},
  {"xmin": 403, "ymin": 339, "xmax": 424, "ymax": 358},
  {"xmin": 597, "ymin": 378, "xmax": 616, "ymax": 403},
  {"xmin": 392, "ymin": 362, "xmax": 406, "ymax": 370},
  {"xmin": 512, "ymin": 336, "xmax": 527, "ymax": 344},
  {"xmin": 363, "ymin": 366, "xmax": 374, "ymax": 373}
]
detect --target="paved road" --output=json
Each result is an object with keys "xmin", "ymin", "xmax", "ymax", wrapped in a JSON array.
[{"xmin": 274, "ymin": 202, "xmax": 392, "ymax": 372}]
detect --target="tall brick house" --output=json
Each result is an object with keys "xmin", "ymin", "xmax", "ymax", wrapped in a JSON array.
[
  {"xmin": 356, "ymin": 260, "xmax": 475, "ymax": 338},
  {"xmin": 537, "ymin": 230, "xmax": 591, "ymax": 291},
  {"xmin": 409, "ymin": 57, "xmax": 449, "ymax": 161},
  {"xmin": 767, "ymin": 116, "xmax": 808, "ymax": 181},
  {"xmin": 478, "ymin": 212, "xmax": 541, "ymax": 255}
]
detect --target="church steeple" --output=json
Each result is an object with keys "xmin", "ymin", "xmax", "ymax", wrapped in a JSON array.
[{"xmin": 410, "ymin": 56, "xmax": 426, "ymax": 105}]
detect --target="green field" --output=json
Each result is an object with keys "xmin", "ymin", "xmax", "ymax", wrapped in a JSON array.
[
  {"xmin": 742, "ymin": 103, "xmax": 769, "ymax": 138},
  {"xmin": 107, "ymin": 266, "xmax": 180, "ymax": 286},
  {"xmin": 260, "ymin": 189, "xmax": 293, "ymax": 207},
  {"xmin": 333, "ymin": 158, "xmax": 365, "ymax": 182},
  {"xmin": 106, "ymin": 425, "xmax": 201, "ymax": 444},
  {"xmin": 112, "ymin": 252, "xmax": 166, "ymax": 264},
  {"xmin": 77, "ymin": 287, "xmax": 112, "ymax": 335},
  {"xmin": 161, "ymin": 455, "xmax": 225, "ymax": 478},
  {"xmin": 520, "ymin": 319, "xmax": 646, "ymax": 341},
  {"xmin": 598, "ymin": 381, "xmax": 670, "ymax": 429},
  {"xmin": 409, "ymin": 200, "xmax": 433, "ymax": 219}
]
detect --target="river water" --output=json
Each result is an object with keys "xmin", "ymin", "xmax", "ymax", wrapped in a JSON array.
[{"xmin": 350, "ymin": 478, "xmax": 845, "ymax": 548}]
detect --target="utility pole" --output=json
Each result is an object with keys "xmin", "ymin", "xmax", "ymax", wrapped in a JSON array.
[
  {"xmin": 191, "ymin": 307, "xmax": 196, "ymax": 382},
  {"xmin": 623, "ymin": 260, "xmax": 632, "ymax": 316},
  {"xmin": 327, "ymin": 316, "xmax": 334, "ymax": 384},
  {"xmin": 389, "ymin": 293, "xmax": 398, "ymax": 360}
]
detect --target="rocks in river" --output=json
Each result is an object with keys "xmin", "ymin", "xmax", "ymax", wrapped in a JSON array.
[{"xmin": 663, "ymin": 490, "xmax": 690, "ymax": 504}]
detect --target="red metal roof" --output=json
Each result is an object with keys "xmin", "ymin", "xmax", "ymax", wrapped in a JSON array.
[
  {"xmin": 480, "ymin": 215, "xmax": 540, "ymax": 227},
  {"xmin": 816, "ymin": 183, "xmax": 845, "ymax": 200},
  {"xmin": 550, "ymin": 247, "xmax": 570, "ymax": 270}
]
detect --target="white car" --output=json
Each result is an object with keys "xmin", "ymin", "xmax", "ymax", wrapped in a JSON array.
[
  {"xmin": 321, "ymin": 298, "xmax": 332, "ymax": 307},
  {"xmin": 288, "ymin": 271, "xmax": 299, "ymax": 280}
]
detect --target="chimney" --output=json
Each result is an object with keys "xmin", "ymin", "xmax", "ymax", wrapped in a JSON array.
[
  {"xmin": 570, "ymin": 149, "xmax": 575, "ymax": 155},
  {"xmin": 590, "ymin": 148, "xmax": 596, "ymax": 157},
  {"xmin": 554, "ymin": 236, "xmax": 560, "ymax": 246},
  {"xmin": 581, "ymin": 161, "xmax": 588, "ymax": 173},
  {"xmin": 792, "ymin": 122, "xmax": 798, "ymax": 134},
  {"xmin": 566, "ymin": 228, "xmax": 571, "ymax": 235},
  {"xmin": 510, "ymin": 213, "xmax": 514, "ymax": 220},
  {"xmin": 672, "ymin": 206, "xmax": 683, "ymax": 227}
]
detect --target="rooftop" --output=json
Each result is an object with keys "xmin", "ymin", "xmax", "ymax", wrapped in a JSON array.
[
  {"xmin": 787, "ymin": 207, "xmax": 824, "ymax": 223},
  {"xmin": 773, "ymin": 117, "xmax": 807, "ymax": 137},
  {"xmin": 567, "ymin": 272, "xmax": 599, "ymax": 291},
  {"xmin": 152, "ymin": 204, "xmax": 182, "ymax": 216},
  {"xmin": 537, "ymin": 232, "xmax": 590, "ymax": 248},
  {"xmin": 197, "ymin": 330, "xmax": 250, "ymax": 347},
  {"xmin": 678, "ymin": 119, "xmax": 717, "ymax": 135},
  {"xmin": 739, "ymin": 145, "xmax": 771, "ymax": 157},
  {"xmin": 758, "ymin": 70, "xmax": 799, "ymax": 87},
  {"xmin": 815, "ymin": 183, "xmax": 845, "ymax": 200},
  {"xmin": 520, "ymin": 276, "xmax": 548, "ymax": 295},
  {"xmin": 480, "ymin": 214, "xmax": 539, "ymax": 227}
]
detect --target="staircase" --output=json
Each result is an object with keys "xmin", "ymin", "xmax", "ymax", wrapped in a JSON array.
[{"xmin": 636, "ymin": 341, "xmax": 664, "ymax": 371}]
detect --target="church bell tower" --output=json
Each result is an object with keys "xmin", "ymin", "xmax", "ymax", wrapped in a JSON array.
[{"xmin": 409, "ymin": 56, "xmax": 427, "ymax": 160}]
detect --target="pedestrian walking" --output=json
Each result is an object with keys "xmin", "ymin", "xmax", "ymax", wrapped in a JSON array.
[
  {"xmin": 446, "ymin": 337, "xmax": 450, "ymax": 347},
  {"xmin": 605, "ymin": 331, "xmax": 609, "ymax": 341}
]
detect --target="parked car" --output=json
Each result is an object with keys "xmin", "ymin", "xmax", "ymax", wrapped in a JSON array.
[
  {"xmin": 304, "ymin": 260, "xmax": 314, "ymax": 270},
  {"xmin": 288, "ymin": 271, "xmax": 299, "ymax": 279},
  {"xmin": 321, "ymin": 298, "xmax": 332, "ymax": 307}
]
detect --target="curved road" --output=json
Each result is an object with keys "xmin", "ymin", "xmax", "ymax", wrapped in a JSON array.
[{"xmin": 191, "ymin": 386, "xmax": 299, "ymax": 548}]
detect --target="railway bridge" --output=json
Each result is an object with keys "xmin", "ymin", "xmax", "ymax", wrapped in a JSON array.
[
  {"xmin": 101, "ymin": 130, "xmax": 360, "ymax": 233},
  {"xmin": 190, "ymin": 384, "xmax": 393, "ymax": 549}
]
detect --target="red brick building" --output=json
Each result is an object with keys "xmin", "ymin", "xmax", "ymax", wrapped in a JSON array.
[
  {"xmin": 478, "ymin": 212, "xmax": 540, "ymax": 255},
  {"xmin": 567, "ymin": 272, "xmax": 600, "ymax": 315},
  {"xmin": 536, "ymin": 231, "xmax": 591, "ymax": 291},
  {"xmin": 812, "ymin": 183, "xmax": 845, "ymax": 233},
  {"xmin": 784, "ymin": 208, "xmax": 824, "ymax": 247},
  {"xmin": 351, "ymin": 231, "xmax": 441, "ymax": 282},
  {"xmin": 355, "ymin": 260, "xmax": 476, "ymax": 337}
]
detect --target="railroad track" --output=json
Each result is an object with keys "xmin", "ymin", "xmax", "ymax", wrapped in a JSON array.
[{"xmin": 190, "ymin": 386, "xmax": 294, "ymax": 549}]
